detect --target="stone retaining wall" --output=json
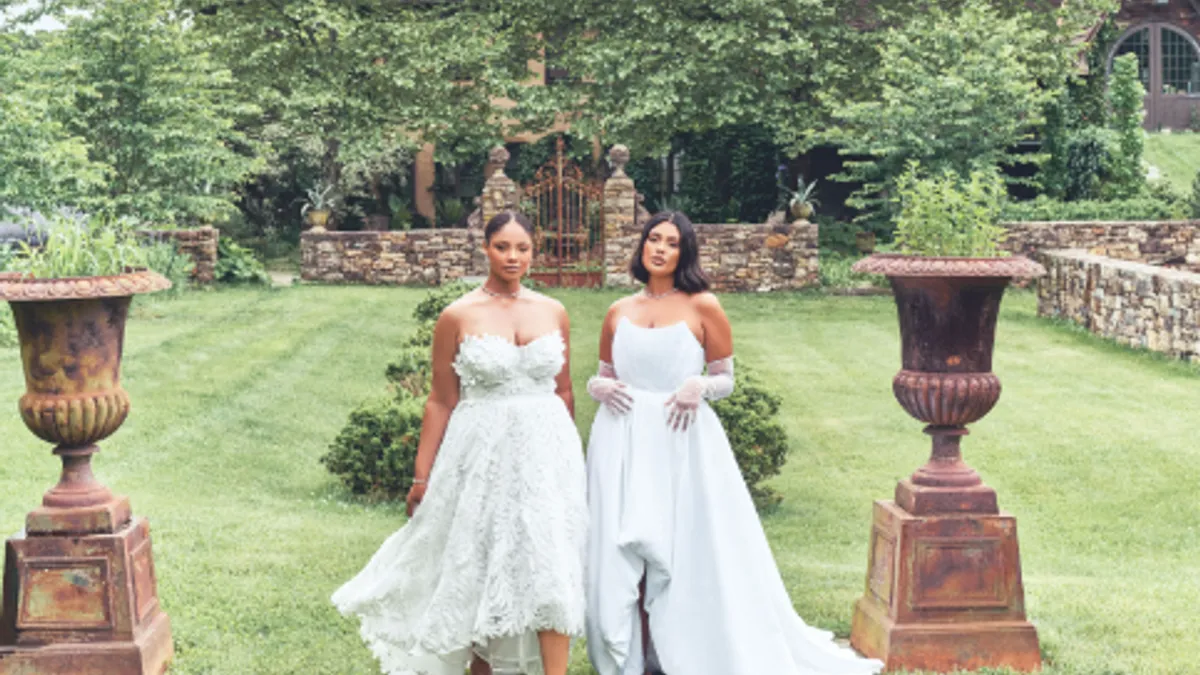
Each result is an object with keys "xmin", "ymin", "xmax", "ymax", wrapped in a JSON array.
[
  {"xmin": 1005, "ymin": 220, "xmax": 1200, "ymax": 268},
  {"xmin": 140, "ymin": 226, "xmax": 218, "ymax": 283},
  {"xmin": 604, "ymin": 221, "xmax": 819, "ymax": 292},
  {"xmin": 1037, "ymin": 249, "xmax": 1200, "ymax": 361},
  {"xmin": 301, "ymin": 229, "xmax": 486, "ymax": 285}
]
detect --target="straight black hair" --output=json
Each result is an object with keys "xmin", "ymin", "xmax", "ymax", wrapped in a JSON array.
[
  {"xmin": 630, "ymin": 211, "xmax": 710, "ymax": 294},
  {"xmin": 484, "ymin": 210, "xmax": 535, "ymax": 242}
]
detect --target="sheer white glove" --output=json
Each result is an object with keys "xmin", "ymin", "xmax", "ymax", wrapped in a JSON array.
[
  {"xmin": 665, "ymin": 357, "xmax": 735, "ymax": 431},
  {"xmin": 587, "ymin": 361, "xmax": 633, "ymax": 415}
]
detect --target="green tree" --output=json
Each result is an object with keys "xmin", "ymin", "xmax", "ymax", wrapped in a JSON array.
[
  {"xmin": 1106, "ymin": 53, "xmax": 1146, "ymax": 199},
  {"xmin": 0, "ymin": 33, "xmax": 103, "ymax": 214},
  {"xmin": 511, "ymin": 0, "xmax": 1116, "ymax": 159},
  {"xmin": 182, "ymin": 1, "xmax": 539, "ymax": 199},
  {"xmin": 821, "ymin": 2, "xmax": 1061, "ymax": 230},
  {"xmin": 52, "ymin": 0, "xmax": 259, "ymax": 225}
]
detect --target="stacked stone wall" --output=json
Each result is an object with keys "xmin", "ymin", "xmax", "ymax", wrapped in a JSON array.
[
  {"xmin": 140, "ymin": 226, "xmax": 219, "ymax": 283},
  {"xmin": 301, "ymin": 230, "xmax": 486, "ymax": 285},
  {"xmin": 1037, "ymin": 249, "xmax": 1200, "ymax": 361}
]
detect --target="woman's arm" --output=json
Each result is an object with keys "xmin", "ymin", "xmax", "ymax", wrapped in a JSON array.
[
  {"xmin": 696, "ymin": 292, "xmax": 733, "ymax": 361},
  {"xmin": 407, "ymin": 310, "xmax": 461, "ymax": 516},
  {"xmin": 598, "ymin": 302, "xmax": 620, "ymax": 364},
  {"xmin": 587, "ymin": 302, "xmax": 633, "ymax": 415},
  {"xmin": 664, "ymin": 293, "xmax": 735, "ymax": 431},
  {"xmin": 553, "ymin": 303, "xmax": 575, "ymax": 419}
]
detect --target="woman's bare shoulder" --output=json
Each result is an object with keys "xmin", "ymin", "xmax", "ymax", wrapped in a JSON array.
[{"xmin": 689, "ymin": 291, "xmax": 724, "ymax": 314}]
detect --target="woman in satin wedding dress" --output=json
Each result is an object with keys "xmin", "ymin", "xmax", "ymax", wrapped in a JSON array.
[
  {"xmin": 333, "ymin": 211, "xmax": 587, "ymax": 675},
  {"xmin": 584, "ymin": 211, "xmax": 882, "ymax": 675}
]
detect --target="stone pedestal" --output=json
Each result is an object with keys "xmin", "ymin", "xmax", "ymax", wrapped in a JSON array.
[
  {"xmin": 850, "ymin": 501, "xmax": 1040, "ymax": 673},
  {"xmin": 0, "ymin": 517, "xmax": 173, "ymax": 675}
]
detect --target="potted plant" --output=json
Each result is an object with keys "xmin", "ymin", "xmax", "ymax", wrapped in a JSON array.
[
  {"xmin": 388, "ymin": 195, "xmax": 413, "ymax": 232},
  {"xmin": 776, "ymin": 166, "xmax": 819, "ymax": 220},
  {"xmin": 0, "ymin": 214, "xmax": 173, "ymax": 670},
  {"xmin": 302, "ymin": 181, "xmax": 338, "ymax": 231},
  {"xmin": 848, "ymin": 164, "xmax": 1043, "ymax": 673}
]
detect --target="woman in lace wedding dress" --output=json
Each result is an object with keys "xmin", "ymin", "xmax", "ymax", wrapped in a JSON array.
[
  {"xmin": 333, "ymin": 211, "xmax": 587, "ymax": 675},
  {"xmin": 584, "ymin": 211, "xmax": 882, "ymax": 675}
]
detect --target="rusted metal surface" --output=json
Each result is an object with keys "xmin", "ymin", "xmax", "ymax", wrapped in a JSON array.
[
  {"xmin": 892, "ymin": 371, "xmax": 1001, "ymax": 428},
  {"xmin": 885, "ymin": 273, "xmax": 1013, "ymax": 516},
  {"xmin": 0, "ymin": 270, "xmax": 169, "ymax": 302},
  {"xmin": 0, "ymin": 520, "xmax": 173, "ymax": 674},
  {"xmin": 851, "ymin": 503, "xmax": 1040, "ymax": 673},
  {"xmin": 852, "ymin": 254, "xmax": 1045, "ymax": 279},
  {"xmin": 523, "ymin": 137, "xmax": 605, "ymax": 287},
  {"xmin": 850, "ymin": 256, "xmax": 1041, "ymax": 672},
  {"xmin": 0, "ymin": 272, "xmax": 172, "ymax": 673},
  {"xmin": 12, "ymin": 296, "xmax": 132, "ymax": 447}
]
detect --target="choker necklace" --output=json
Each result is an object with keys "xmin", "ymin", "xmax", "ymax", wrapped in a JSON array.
[
  {"xmin": 643, "ymin": 287, "xmax": 679, "ymax": 300},
  {"xmin": 480, "ymin": 284, "xmax": 522, "ymax": 300}
]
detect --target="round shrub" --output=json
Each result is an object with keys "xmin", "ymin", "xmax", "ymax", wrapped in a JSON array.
[
  {"xmin": 412, "ymin": 279, "xmax": 471, "ymax": 324},
  {"xmin": 385, "ymin": 347, "xmax": 431, "ymax": 398},
  {"xmin": 712, "ymin": 359, "xmax": 790, "ymax": 513},
  {"xmin": 320, "ymin": 395, "xmax": 424, "ymax": 500}
]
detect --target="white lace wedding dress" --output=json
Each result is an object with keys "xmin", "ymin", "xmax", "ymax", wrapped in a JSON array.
[
  {"xmin": 585, "ymin": 318, "xmax": 883, "ymax": 675},
  {"xmin": 333, "ymin": 330, "xmax": 587, "ymax": 675}
]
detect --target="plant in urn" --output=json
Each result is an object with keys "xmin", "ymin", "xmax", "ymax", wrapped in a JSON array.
[
  {"xmin": 0, "ymin": 216, "xmax": 173, "ymax": 675},
  {"xmin": 848, "ymin": 167, "xmax": 1044, "ymax": 673}
]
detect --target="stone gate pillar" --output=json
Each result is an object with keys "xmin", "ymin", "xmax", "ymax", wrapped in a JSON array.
[
  {"xmin": 603, "ymin": 145, "xmax": 642, "ymax": 287},
  {"xmin": 480, "ymin": 146, "xmax": 518, "ymax": 227}
]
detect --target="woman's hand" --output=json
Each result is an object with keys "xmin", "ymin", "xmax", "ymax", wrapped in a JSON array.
[
  {"xmin": 588, "ymin": 374, "xmax": 634, "ymax": 415},
  {"xmin": 665, "ymin": 376, "xmax": 706, "ymax": 431},
  {"xmin": 406, "ymin": 482, "xmax": 427, "ymax": 517}
]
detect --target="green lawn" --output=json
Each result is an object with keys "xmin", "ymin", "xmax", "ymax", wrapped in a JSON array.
[
  {"xmin": 1144, "ymin": 131, "xmax": 1200, "ymax": 193},
  {"xmin": 0, "ymin": 285, "xmax": 1196, "ymax": 675}
]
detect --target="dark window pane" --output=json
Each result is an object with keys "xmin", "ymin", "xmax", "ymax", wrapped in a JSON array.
[
  {"xmin": 1112, "ymin": 27, "xmax": 1151, "ymax": 87},
  {"xmin": 1161, "ymin": 27, "xmax": 1200, "ymax": 95}
]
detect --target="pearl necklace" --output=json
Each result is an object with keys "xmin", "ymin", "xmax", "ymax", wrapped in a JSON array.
[
  {"xmin": 480, "ymin": 284, "xmax": 522, "ymax": 300},
  {"xmin": 643, "ymin": 287, "xmax": 679, "ymax": 300}
]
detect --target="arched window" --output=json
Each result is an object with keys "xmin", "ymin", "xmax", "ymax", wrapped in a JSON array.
[
  {"xmin": 1112, "ymin": 26, "xmax": 1151, "ymax": 87},
  {"xmin": 1108, "ymin": 23, "xmax": 1200, "ymax": 128},
  {"xmin": 1110, "ymin": 23, "xmax": 1200, "ymax": 95},
  {"xmin": 1161, "ymin": 28, "xmax": 1200, "ymax": 95}
]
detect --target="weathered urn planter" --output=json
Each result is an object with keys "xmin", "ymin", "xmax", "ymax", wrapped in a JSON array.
[
  {"xmin": 306, "ymin": 208, "xmax": 332, "ymax": 231},
  {"xmin": 848, "ymin": 254, "xmax": 1045, "ymax": 673},
  {"xmin": 0, "ymin": 271, "xmax": 174, "ymax": 675}
]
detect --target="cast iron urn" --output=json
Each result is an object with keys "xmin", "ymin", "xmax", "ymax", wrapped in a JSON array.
[
  {"xmin": 0, "ymin": 270, "xmax": 174, "ymax": 675},
  {"xmin": 847, "ymin": 254, "xmax": 1045, "ymax": 673}
]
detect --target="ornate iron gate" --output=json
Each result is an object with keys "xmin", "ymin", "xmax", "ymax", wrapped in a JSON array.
[{"xmin": 522, "ymin": 137, "xmax": 605, "ymax": 287}]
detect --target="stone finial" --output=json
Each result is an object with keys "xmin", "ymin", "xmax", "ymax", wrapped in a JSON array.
[
  {"xmin": 608, "ymin": 144, "xmax": 630, "ymax": 178},
  {"xmin": 489, "ymin": 146, "xmax": 511, "ymax": 175}
]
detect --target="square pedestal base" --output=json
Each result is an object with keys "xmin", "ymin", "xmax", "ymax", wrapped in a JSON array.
[
  {"xmin": 0, "ymin": 517, "xmax": 173, "ymax": 675},
  {"xmin": 850, "ymin": 500, "xmax": 1041, "ymax": 672},
  {"xmin": 0, "ymin": 611, "xmax": 171, "ymax": 675}
]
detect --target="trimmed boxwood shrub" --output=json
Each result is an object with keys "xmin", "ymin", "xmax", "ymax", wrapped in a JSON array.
[
  {"xmin": 1002, "ymin": 195, "xmax": 1189, "ymax": 222},
  {"xmin": 713, "ymin": 360, "xmax": 791, "ymax": 512}
]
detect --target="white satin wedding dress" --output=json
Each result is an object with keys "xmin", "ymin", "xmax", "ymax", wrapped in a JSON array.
[{"xmin": 585, "ymin": 318, "xmax": 883, "ymax": 675}]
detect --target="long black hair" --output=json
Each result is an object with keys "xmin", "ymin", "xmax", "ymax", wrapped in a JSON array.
[
  {"xmin": 630, "ymin": 211, "xmax": 709, "ymax": 294},
  {"xmin": 483, "ymin": 210, "xmax": 535, "ymax": 242}
]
